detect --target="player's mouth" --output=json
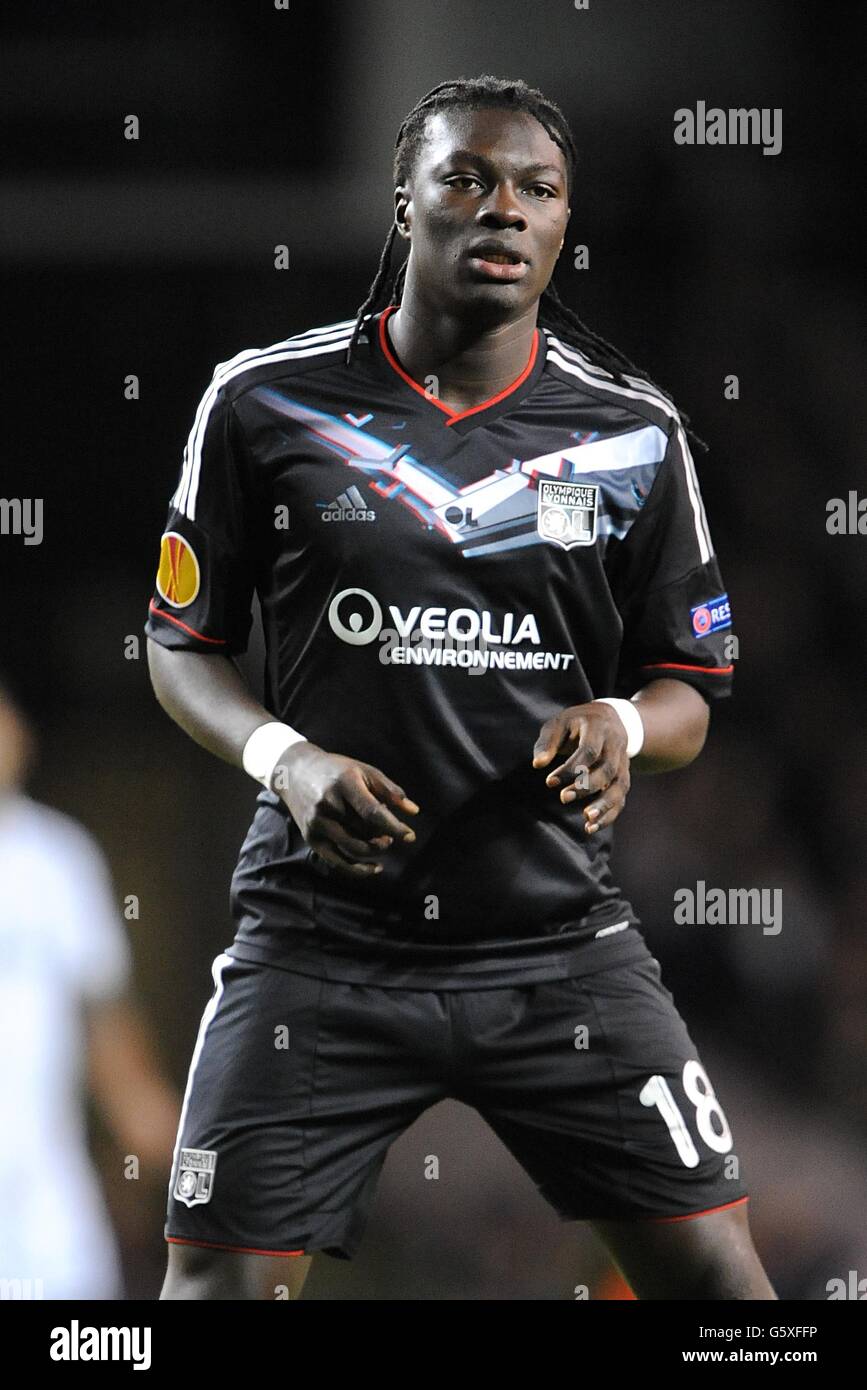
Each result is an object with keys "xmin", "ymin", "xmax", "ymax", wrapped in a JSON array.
[{"xmin": 465, "ymin": 241, "xmax": 529, "ymax": 282}]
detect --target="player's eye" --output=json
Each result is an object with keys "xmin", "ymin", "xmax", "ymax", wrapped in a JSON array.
[
  {"xmin": 527, "ymin": 184, "xmax": 557, "ymax": 198},
  {"xmin": 444, "ymin": 175, "xmax": 484, "ymax": 191}
]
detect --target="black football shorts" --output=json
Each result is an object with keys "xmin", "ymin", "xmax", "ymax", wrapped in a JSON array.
[{"xmin": 165, "ymin": 950, "xmax": 749, "ymax": 1260}]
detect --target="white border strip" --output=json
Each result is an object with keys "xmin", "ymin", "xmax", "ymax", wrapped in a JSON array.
[
  {"xmin": 166, "ymin": 950, "xmax": 233, "ymax": 1205},
  {"xmin": 546, "ymin": 343, "xmax": 712, "ymax": 562},
  {"xmin": 174, "ymin": 320, "xmax": 355, "ymax": 519}
]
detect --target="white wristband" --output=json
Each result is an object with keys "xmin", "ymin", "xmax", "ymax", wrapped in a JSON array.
[
  {"xmin": 592, "ymin": 697, "xmax": 645, "ymax": 758},
  {"xmin": 242, "ymin": 721, "xmax": 307, "ymax": 790}
]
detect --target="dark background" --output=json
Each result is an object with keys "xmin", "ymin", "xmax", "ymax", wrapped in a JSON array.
[{"xmin": 2, "ymin": 0, "xmax": 866, "ymax": 1298}]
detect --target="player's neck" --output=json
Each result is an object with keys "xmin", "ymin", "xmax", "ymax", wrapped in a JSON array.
[{"xmin": 386, "ymin": 294, "xmax": 538, "ymax": 414}]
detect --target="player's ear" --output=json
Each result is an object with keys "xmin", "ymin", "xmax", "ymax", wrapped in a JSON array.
[{"xmin": 394, "ymin": 185, "xmax": 412, "ymax": 240}]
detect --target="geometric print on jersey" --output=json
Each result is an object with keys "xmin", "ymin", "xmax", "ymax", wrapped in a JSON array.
[{"xmin": 256, "ymin": 386, "xmax": 667, "ymax": 560}]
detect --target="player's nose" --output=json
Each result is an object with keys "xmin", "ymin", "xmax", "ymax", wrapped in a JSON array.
[{"xmin": 477, "ymin": 182, "xmax": 527, "ymax": 230}]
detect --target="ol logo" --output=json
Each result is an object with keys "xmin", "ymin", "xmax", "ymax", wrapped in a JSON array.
[
  {"xmin": 536, "ymin": 479, "xmax": 598, "ymax": 549},
  {"xmin": 173, "ymin": 1148, "xmax": 217, "ymax": 1207}
]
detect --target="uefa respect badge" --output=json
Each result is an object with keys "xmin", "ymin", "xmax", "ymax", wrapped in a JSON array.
[
  {"xmin": 690, "ymin": 594, "xmax": 732, "ymax": 637},
  {"xmin": 173, "ymin": 1148, "xmax": 217, "ymax": 1207}
]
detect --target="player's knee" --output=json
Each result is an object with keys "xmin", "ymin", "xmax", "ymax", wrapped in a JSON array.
[
  {"xmin": 678, "ymin": 1228, "xmax": 777, "ymax": 1301},
  {"xmin": 691, "ymin": 1263, "xmax": 777, "ymax": 1300},
  {"xmin": 702, "ymin": 1249, "xmax": 777, "ymax": 1300},
  {"xmin": 160, "ymin": 1243, "xmax": 251, "ymax": 1300},
  {"xmin": 160, "ymin": 1243, "xmax": 311, "ymax": 1300}
]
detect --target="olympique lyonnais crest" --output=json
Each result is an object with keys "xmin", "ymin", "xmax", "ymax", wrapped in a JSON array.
[
  {"xmin": 536, "ymin": 479, "xmax": 599, "ymax": 550},
  {"xmin": 173, "ymin": 1148, "xmax": 217, "ymax": 1207}
]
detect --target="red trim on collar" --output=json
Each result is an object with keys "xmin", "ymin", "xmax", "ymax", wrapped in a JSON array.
[{"xmin": 377, "ymin": 305, "xmax": 540, "ymax": 426}]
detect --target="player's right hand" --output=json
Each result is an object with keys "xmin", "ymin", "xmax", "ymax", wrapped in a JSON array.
[{"xmin": 271, "ymin": 743, "xmax": 419, "ymax": 877}]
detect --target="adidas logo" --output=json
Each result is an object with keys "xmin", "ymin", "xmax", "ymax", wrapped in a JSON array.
[{"xmin": 319, "ymin": 484, "xmax": 376, "ymax": 522}]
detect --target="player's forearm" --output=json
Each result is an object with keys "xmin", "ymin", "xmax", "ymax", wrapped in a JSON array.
[
  {"xmin": 628, "ymin": 678, "xmax": 710, "ymax": 773},
  {"xmin": 86, "ymin": 996, "xmax": 180, "ymax": 1171},
  {"xmin": 146, "ymin": 637, "xmax": 274, "ymax": 769}
]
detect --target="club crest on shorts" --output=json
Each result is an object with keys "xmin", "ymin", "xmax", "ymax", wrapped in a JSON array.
[
  {"xmin": 536, "ymin": 480, "xmax": 598, "ymax": 549},
  {"xmin": 174, "ymin": 1148, "xmax": 217, "ymax": 1207}
]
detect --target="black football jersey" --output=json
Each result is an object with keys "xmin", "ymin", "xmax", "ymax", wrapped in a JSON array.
[{"xmin": 144, "ymin": 308, "xmax": 734, "ymax": 988}]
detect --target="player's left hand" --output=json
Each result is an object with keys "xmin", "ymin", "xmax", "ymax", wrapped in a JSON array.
[{"xmin": 532, "ymin": 702, "xmax": 631, "ymax": 835}]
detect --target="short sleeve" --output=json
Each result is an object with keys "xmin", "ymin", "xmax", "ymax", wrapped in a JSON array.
[
  {"xmin": 144, "ymin": 376, "xmax": 256, "ymax": 654},
  {"xmin": 610, "ymin": 418, "xmax": 734, "ymax": 702}
]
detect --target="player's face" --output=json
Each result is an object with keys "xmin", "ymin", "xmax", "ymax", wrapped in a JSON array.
[{"xmin": 396, "ymin": 106, "xmax": 571, "ymax": 320}]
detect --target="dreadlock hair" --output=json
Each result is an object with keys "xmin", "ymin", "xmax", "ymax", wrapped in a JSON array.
[{"xmin": 345, "ymin": 75, "xmax": 707, "ymax": 454}]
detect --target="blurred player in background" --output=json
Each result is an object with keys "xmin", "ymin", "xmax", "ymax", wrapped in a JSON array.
[
  {"xmin": 0, "ymin": 678, "xmax": 179, "ymax": 1299},
  {"xmin": 146, "ymin": 77, "xmax": 776, "ymax": 1300}
]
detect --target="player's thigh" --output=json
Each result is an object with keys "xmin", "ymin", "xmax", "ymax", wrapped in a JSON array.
[
  {"xmin": 592, "ymin": 1202, "xmax": 777, "ymax": 1300},
  {"xmin": 463, "ymin": 954, "xmax": 749, "ymax": 1221},
  {"xmin": 166, "ymin": 954, "xmax": 451, "ymax": 1268},
  {"xmin": 161, "ymin": 1241, "xmax": 313, "ymax": 1301}
]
